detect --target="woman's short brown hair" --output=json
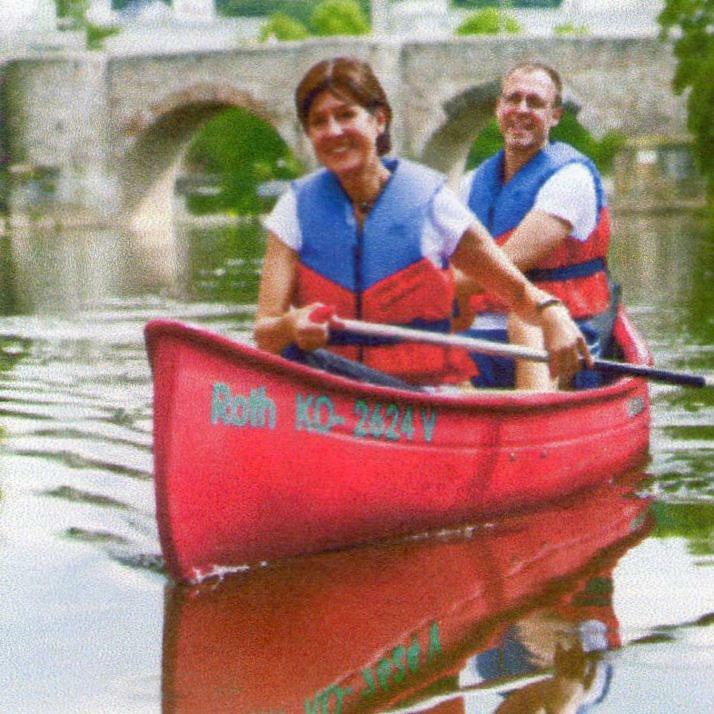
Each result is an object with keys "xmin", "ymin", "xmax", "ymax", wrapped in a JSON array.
[{"xmin": 295, "ymin": 56, "xmax": 393, "ymax": 156}]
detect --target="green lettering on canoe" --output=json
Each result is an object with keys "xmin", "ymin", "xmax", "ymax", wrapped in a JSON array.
[
  {"xmin": 421, "ymin": 407, "xmax": 437, "ymax": 442},
  {"xmin": 427, "ymin": 621, "xmax": 442, "ymax": 662}
]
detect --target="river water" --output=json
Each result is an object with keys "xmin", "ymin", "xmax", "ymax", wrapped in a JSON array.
[{"xmin": 0, "ymin": 210, "xmax": 711, "ymax": 713}]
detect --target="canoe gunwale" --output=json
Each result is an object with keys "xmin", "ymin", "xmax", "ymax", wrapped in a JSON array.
[{"xmin": 145, "ymin": 309, "xmax": 651, "ymax": 416}]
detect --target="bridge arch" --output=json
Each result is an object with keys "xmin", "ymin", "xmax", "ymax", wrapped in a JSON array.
[
  {"xmin": 419, "ymin": 80, "xmax": 500, "ymax": 184},
  {"xmin": 117, "ymin": 83, "xmax": 304, "ymax": 232}
]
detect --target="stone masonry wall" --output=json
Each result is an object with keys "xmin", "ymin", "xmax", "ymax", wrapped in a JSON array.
[{"xmin": 0, "ymin": 36, "xmax": 689, "ymax": 227}]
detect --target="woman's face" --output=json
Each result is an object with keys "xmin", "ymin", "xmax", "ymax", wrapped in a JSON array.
[{"xmin": 305, "ymin": 89, "xmax": 386, "ymax": 180}]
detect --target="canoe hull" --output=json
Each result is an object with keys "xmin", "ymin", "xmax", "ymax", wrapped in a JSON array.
[
  {"xmin": 145, "ymin": 311, "xmax": 651, "ymax": 582},
  {"xmin": 162, "ymin": 479, "xmax": 652, "ymax": 713}
]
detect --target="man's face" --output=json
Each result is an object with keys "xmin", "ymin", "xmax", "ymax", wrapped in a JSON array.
[{"xmin": 496, "ymin": 68, "xmax": 562, "ymax": 156}]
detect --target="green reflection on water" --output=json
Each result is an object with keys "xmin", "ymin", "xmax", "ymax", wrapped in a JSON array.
[
  {"xmin": 0, "ymin": 219, "xmax": 265, "ymax": 315},
  {"xmin": 0, "ymin": 235, "xmax": 17, "ymax": 316},
  {"xmin": 650, "ymin": 501, "xmax": 714, "ymax": 557},
  {"xmin": 43, "ymin": 485, "xmax": 131, "ymax": 510},
  {"xmin": 63, "ymin": 527, "xmax": 130, "ymax": 545},
  {"xmin": 610, "ymin": 210, "xmax": 713, "ymax": 498},
  {"xmin": 0, "ymin": 336, "xmax": 30, "ymax": 371},
  {"xmin": 685, "ymin": 212, "xmax": 714, "ymax": 338},
  {"xmin": 184, "ymin": 219, "xmax": 265, "ymax": 306},
  {"xmin": 662, "ymin": 425, "xmax": 714, "ymax": 442}
]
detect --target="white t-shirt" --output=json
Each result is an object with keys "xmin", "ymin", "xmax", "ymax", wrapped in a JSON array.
[
  {"xmin": 263, "ymin": 182, "xmax": 475, "ymax": 268},
  {"xmin": 459, "ymin": 162, "xmax": 597, "ymax": 241}
]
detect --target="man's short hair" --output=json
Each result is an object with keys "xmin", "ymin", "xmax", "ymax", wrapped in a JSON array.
[{"xmin": 503, "ymin": 62, "xmax": 563, "ymax": 107}]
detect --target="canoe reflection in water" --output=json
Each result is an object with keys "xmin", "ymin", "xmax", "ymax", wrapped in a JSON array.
[{"xmin": 161, "ymin": 474, "xmax": 652, "ymax": 714}]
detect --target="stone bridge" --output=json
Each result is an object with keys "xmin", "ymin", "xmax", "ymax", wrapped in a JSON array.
[{"xmin": 2, "ymin": 36, "xmax": 686, "ymax": 230}]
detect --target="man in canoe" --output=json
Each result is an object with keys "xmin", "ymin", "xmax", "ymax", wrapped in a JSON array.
[
  {"xmin": 254, "ymin": 56, "xmax": 592, "ymax": 388},
  {"xmin": 458, "ymin": 62, "xmax": 614, "ymax": 391}
]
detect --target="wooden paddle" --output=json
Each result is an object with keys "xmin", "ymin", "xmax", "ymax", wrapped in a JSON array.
[{"xmin": 333, "ymin": 317, "xmax": 713, "ymax": 389}]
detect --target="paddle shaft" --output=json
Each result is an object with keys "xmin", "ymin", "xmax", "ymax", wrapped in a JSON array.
[{"xmin": 336, "ymin": 318, "xmax": 712, "ymax": 388}]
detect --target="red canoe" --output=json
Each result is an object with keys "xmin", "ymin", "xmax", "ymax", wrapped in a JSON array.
[
  {"xmin": 161, "ymin": 478, "xmax": 652, "ymax": 713},
  {"xmin": 145, "ymin": 310, "xmax": 651, "ymax": 582}
]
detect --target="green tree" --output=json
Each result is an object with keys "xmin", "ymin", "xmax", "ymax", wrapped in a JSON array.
[
  {"xmin": 551, "ymin": 112, "xmax": 625, "ymax": 174},
  {"xmin": 658, "ymin": 0, "xmax": 714, "ymax": 198},
  {"xmin": 218, "ymin": 0, "xmax": 371, "ymax": 25},
  {"xmin": 553, "ymin": 22, "xmax": 589, "ymax": 36},
  {"xmin": 464, "ymin": 119, "xmax": 504, "ymax": 168},
  {"xmin": 86, "ymin": 23, "xmax": 120, "ymax": 50},
  {"xmin": 55, "ymin": 0, "xmax": 89, "ymax": 28},
  {"xmin": 310, "ymin": 0, "xmax": 370, "ymax": 37},
  {"xmin": 184, "ymin": 108, "xmax": 303, "ymax": 216},
  {"xmin": 55, "ymin": 0, "xmax": 120, "ymax": 49},
  {"xmin": 259, "ymin": 12, "xmax": 310, "ymax": 42},
  {"xmin": 455, "ymin": 8, "xmax": 521, "ymax": 35}
]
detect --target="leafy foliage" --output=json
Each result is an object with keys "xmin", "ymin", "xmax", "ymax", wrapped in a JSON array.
[
  {"xmin": 55, "ymin": 1, "xmax": 120, "ymax": 49},
  {"xmin": 310, "ymin": 0, "xmax": 370, "ymax": 36},
  {"xmin": 552, "ymin": 112, "xmax": 626, "ymax": 175},
  {"xmin": 553, "ymin": 22, "xmax": 589, "ymax": 36},
  {"xmin": 218, "ymin": 0, "xmax": 370, "ymax": 23},
  {"xmin": 55, "ymin": 0, "xmax": 89, "ymax": 28},
  {"xmin": 464, "ymin": 120, "xmax": 504, "ymax": 168},
  {"xmin": 456, "ymin": 8, "xmax": 521, "ymax": 35},
  {"xmin": 259, "ymin": 0, "xmax": 369, "ymax": 42},
  {"xmin": 658, "ymin": 0, "xmax": 714, "ymax": 197},
  {"xmin": 259, "ymin": 12, "xmax": 310, "ymax": 42},
  {"xmin": 184, "ymin": 108, "xmax": 303, "ymax": 216},
  {"xmin": 86, "ymin": 22, "xmax": 121, "ymax": 50}
]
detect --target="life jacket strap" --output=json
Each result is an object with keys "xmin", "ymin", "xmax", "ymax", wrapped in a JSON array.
[{"xmin": 526, "ymin": 257, "xmax": 606, "ymax": 283}]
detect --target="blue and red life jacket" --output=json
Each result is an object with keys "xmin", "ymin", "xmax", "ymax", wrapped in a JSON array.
[
  {"xmin": 466, "ymin": 142, "xmax": 611, "ymax": 320},
  {"xmin": 294, "ymin": 158, "xmax": 474, "ymax": 384}
]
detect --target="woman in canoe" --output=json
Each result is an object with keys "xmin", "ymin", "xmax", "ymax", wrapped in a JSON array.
[{"xmin": 254, "ymin": 56, "xmax": 591, "ymax": 388}]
